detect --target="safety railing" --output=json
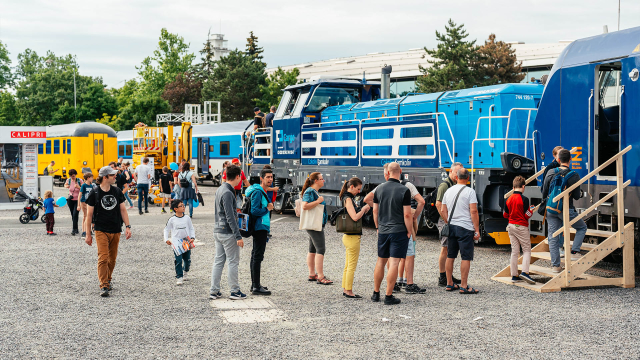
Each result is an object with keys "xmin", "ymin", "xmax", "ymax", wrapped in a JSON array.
[
  {"xmin": 253, "ymin": 127, "xmax": 273, "ymax": 161},
  {"xmin": 552, "ymin": 145, "xmax": 632, "ymax": 287}
]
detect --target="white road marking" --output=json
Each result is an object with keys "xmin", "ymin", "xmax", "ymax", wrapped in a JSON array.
[{"xmin": 271, "ymin": 217, "xmax": 286, "ymax": 223}]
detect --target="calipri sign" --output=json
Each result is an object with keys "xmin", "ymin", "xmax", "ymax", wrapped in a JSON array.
[{"xmin": 11, "ymin": 131, "xmax": 47, "ymax": 138}]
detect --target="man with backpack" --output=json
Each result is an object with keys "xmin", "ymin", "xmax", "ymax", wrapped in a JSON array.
[
  {"xmin": 210, "ymin": 165, "xmax": 246, "ymax": 300},
  {"xmin": 542, "ymin": 149, "xmax": 586, "ymax": 273},
  {"xmin": 84, "ymin": 166, "xmax": 132, "ymax": 298},
  {"xmin": 434, "ymin": 162, "xmax": 464, "ymax": 287},
  {"xmin": 244, "ymin": 168, "xmax": 273, "ymax": 296}
]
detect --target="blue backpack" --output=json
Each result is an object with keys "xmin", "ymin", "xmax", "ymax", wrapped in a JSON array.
[{"xmin": 546, "ymin": 169, "xmax": 576, "ymax": 215}]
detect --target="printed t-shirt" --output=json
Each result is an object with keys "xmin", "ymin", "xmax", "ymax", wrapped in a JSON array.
[
  {"xmin": 86, "ymin": 185, "xmax": 125, "ymax": 233},
  {"xmin": 80, "ymin": 183, "xmax": 94, "ymax": 202}
]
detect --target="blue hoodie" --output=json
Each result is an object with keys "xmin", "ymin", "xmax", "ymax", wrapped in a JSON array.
[{"xmin": 246, "ymin": 184, "xmax": 270, "ymax": 232}]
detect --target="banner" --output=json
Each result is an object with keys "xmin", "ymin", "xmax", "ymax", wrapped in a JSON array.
[{"xmin": 22, "ymin": 144, "xmax": 39, "ymax": 197}]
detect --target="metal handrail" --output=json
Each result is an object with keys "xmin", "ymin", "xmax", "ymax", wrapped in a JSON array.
[
  {"xmin": 504, "ymin": 108, "xmax": 538, "ymax": 154},
  {"xmin": 253, "ymin": 127, "xmax": 273, "ymax": 160}
]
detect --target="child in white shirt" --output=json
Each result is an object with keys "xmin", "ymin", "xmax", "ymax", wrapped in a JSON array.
[{"xmin": 164, "ymin": 200, "xmax": 196, "ymax": 285}]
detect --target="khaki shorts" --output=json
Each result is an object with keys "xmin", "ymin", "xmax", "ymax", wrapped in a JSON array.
[
  {"xmin": 437, "ymin": 218, "xmax": 448, "ymax": 247},
  {"xmin": 158, "ymin": 192, "xmax": 172, "ymax": 199}
]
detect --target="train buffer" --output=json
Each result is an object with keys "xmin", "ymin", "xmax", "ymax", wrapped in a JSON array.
[{"xmin": 492, "ymin": 146, "xmax": 635, "ymax": 292}]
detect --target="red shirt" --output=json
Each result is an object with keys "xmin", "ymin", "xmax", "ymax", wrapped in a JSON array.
[
  {"xmin": 503, "ymin": 191, "xmax": 534, "ymax": 227},
  {"xmin": 222, "ymin": 170, "xmax": 246, "ymax": 190}
]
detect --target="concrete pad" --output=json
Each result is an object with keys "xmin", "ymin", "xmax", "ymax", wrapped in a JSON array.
[
  {"xmin": 210, "ymin": 297, "xmax": 273, "ymax": 309},
  {"xmin": 219, "ymin": 309, "xmax": 284, "ymax": 324}
]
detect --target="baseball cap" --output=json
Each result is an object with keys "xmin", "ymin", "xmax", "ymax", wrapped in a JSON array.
[
  {"xmin": 231, "ymin": 158, "xmax": 240, "ymax": 164},
  {"xmin": 98, "ymin": 166, "xmax": 118, "ymax": 177},
  {"xmin": 253, "ymin": 107, "xmax": 260, "ymax": 112}
]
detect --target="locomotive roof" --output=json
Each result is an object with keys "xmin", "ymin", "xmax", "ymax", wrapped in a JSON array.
[
  {"xmin": 46, "ymin": 121, "xmax": 117, "ymax": 138},
  {"xmin": 284, "ymin": 78, "xmax": 380, "ymax": 91},
  {"xmin": 191, "ymin": 120, "xmax": 253, "ymax": 137},
  {"xmin": 553, "ymin": 25, "xmax": 640, "ymax": 69}
]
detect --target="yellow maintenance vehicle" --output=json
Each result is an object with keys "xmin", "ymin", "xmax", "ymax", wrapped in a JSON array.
[{"xmin": 131, "ymin": 116, "xmax": 192, "ymax": 178}]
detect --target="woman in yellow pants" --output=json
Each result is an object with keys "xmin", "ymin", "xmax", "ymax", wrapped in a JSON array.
[{"xmin": 339, "ymin": 177, "xmax": 371, "ymax": 298}]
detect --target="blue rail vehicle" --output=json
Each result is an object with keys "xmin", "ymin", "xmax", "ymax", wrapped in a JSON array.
[
  {"xmin": 252, "ymin": 78, "xmax": 544, "ymax": 243},
  {"xmin": 117, "ymin": 131, "xmax": 133, "ymax": 161},
  {"xmin": 532, "ymin": 26, "xmax": 640, "ymax": 265}
]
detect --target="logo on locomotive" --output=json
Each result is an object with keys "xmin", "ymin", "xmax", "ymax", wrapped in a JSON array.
[{"xmin": 381, "ymin": 159, "xmax": 412, "ymax": 166}]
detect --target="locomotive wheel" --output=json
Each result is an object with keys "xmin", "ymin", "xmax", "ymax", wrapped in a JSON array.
[
  {"xmin": 41, "ymin": 214, "xmax": 47, "ymax": 223},
  {"xmin": 19, "ymin": 213, "xmax": 30, "ymax": 224}
]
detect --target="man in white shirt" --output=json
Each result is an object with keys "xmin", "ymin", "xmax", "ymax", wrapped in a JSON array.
[
  {"xmin": 134, "ymin": 157, "xmax": 152, "ymax": 215},
  {"xmin": 440, "ymin": 168, "xmax": 480, "ymax": 294}
]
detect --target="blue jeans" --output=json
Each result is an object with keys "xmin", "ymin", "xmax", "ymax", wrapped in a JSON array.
[
  {"xmin": 186, "ymin": 199, "xmax": 193, "ymax": 217},
  {"xmin": 124, "ymin": 191, "xmax": 133, "ymax": 207},
  {"xmin": 137, "ymin": 183, "xmax": 149, "ymax": 211},
  {"xmin": 547, "ymin": 209, "xmax": 587, "ymax": 267},
  {"xmin": 174, "ymin": 249, "xmax": 191, "ymax": 278}
]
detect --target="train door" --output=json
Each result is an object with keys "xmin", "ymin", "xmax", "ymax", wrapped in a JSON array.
[
  {"xmin": 454, "ymin": 102, "xmax": 470, "ymax": 166},
  {"xmin": 92, "ymin": 134, "xmax": 105, "ymax": 170},
  {"xmin": 473, "ymin": 99, "xmax": 495, "ymax": 167},
  {"xmin": 198, "ymin": 138, "xmax": 209, "ymax": 175},
  {"xmin": 594, "ymin": 61, "xmax": 622, "ymax": 179}
]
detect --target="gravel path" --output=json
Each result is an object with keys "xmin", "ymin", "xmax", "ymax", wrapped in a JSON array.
[{"xmin": 1, "ymin": 187, "xmax": 639, "ymax": 359}]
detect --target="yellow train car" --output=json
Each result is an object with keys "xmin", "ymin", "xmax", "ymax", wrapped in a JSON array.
[{"xmin": 38, "ymin": 122, "xmax": 118, "ymax": 183}]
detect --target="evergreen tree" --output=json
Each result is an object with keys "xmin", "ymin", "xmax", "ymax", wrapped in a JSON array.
[
  {"xmin": 472, "ymin": 34, "xmax": 525, "ymax": 86},
  {"xmin": 201, "ymin": 49, "xmax": 266, "ymax": 122},
  {"xmin": 245, "ymin": 31, "xmax": 264, "ymax": 62},
  {"xmin": 197, "ymin": 30, "xmax": 216, "ymax": 79},
  {"xmin": 415, "ymin": 19, "xmax": 477, "ymax": 93}
]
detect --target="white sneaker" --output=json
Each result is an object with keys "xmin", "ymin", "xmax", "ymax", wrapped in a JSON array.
[
  {"xmin": 552, "ymin": 266, "xmax": 563, "ymax": 273},
  {"xmin": 571, "ymin": 253, "xmax": 581, "ymax": 261},
  {"xmin": 176, "ymin": 278, "xmax": 184, "ymax": 285},
  {"xmin": 183, "ymin": 272, "xmax": 188, "ymax": 281}
]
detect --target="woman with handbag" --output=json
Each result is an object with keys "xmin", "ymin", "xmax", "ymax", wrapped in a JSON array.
[
  {"xmin": 339, "ymin": 177, "xmax": 370, "ymax": 298},
  {"xmin": 301, "ymin": 172, "xmax": 332, "ymax": 285},
  {"xmin": 64, "ymin": 169, "xmax": 84, "ymax": 236}
]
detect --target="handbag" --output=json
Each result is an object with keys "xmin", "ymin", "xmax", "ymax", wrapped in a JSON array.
[
  {"xmin": 299, "ymin": 189, "xmax": 324, "ymax": 231},
  {"xmin": 197, "ymin": 192, "xmax": 204, "ymax": 206},
  {"xmin": 336, "ymin": 209, "xmax": 362, "ymax": 233},
  {"xmin": 440, "ymin": 186, "xmax": 466, "ymax": 238}
]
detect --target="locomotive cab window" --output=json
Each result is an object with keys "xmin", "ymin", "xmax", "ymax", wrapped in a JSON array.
[
  {"xmin": 67, "ymin": 139, "xmax": 71, "ymax": 154},
  {"xmin": 53, "ymin": 140, "xmax": 60, "ymax": 154},
  {"xmin": 306, "ymin": 87, "xmax": 361, "ymax": 113},
  {"xmin": 595, "ymin": 61, "xmax": 622, "ymax": 177}
]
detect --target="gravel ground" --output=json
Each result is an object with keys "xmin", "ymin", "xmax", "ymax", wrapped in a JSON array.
[{"xmin": 1, "ymin": 186, "xmax": 639, "ymax": 359}]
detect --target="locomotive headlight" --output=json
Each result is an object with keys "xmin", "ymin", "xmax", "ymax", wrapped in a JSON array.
[
  {"xmin": 512, "ymin": 158, "xmax": 522, "ymax": 170},
  {"xmin": 63, "ymin": 167, "xmax": 66, "ymax": 170},
  {"xmin": 511, "ymin": 158, "xmax": 522, "ymax": 170},
  {"xmin": 83, "ymin": 161, "xmax": 87, "ymax": 165}
]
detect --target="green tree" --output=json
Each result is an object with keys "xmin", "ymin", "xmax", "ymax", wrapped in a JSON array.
[
  {"xmin": 162, "ymin": 72, "xmax": 202, "ymax": 113},
  {"xmin": 137, "ymin": 28, "xmax": 196, "ymax": 96},
  {"xmin": 472, "ymin": 34, "xmax": 525, "ymax": 86},
  {"xmin": 245, "ymin": 31, "xmax": 264, "ymax": 62},
  {"xmin": 254, "ymin": 67, "xmax": 300, "ymax": 111},
  {"xmin": 0, "ymin": 40, "xmax": 13, "ymax": 89},
  {"xmin": 97, "ymin": 114, "xmax": 123, "ymax": 131},
  {"xmin": 0, "ymin": 91, "xmax": 19, "ymax": 126},
  {"xmin": 118, "ymin": 95, "xmax": 171, "ymax": 129},
  {"xmin": 201, "ymin": 49, "xmax": 267, "ymax": 122},
  {"xmin": 77, "ymin": 81, "xmax": 118, "ymax": 121},
  {"xmin": 415, "ymin": 19, "xmax": 477, "ymax": 93},
  {"xmin": 196, "ymin": 30, "xmax": 216, "ymax": 80},
  {"xmin": 113, "ymin": 79, "xmax": 139, "ymax": 110},
  {"xmin": 15, "ymin": 48, "xmax": 44, "ymax": 80}
]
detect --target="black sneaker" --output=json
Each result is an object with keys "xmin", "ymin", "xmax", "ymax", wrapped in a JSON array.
[
  {"xmin": 100, "ymin": 287, "xmax": 109, "ymax": 297},
  {"xmin": 405, "ymin": 284, "xmax": 426, "ymax": 294},
  {"xmin": 371, "ymin": 291, "xmax": 380, "ymax": 302},
  {"xmin": 71, "ymin": 231, "xmax": 77, "ymax": 236},
  {"xmin": 452, "ymin": 276, "xmax": 462, "ymax": 285},
  {"xmin": 209, "ymin": 291, "xmax": 222, "ymax": 300},
  {"xmin": 161, "ymin": 208, "xmax": 166, "ymax": 213},
  {"xmin": 439, "ymin": 275, "xmax": 462, "ymax": 287},
  {"xmin": 251, "ymin": 286, "xmax": 272, "ymax": 296},
  {"xmin": 145, "ymin": 209, "xmax": 149, "ymax": 213},
  {"xmin": 139, "ymin": 211, "xmax": 143, "ymax": 215},
  {"xmin": 108, "ymin": 281, "xmax": 113, "ymax": 291},
  {"xmin": 393, "ymin": 283, "xmax": 401, "ymax": 293},
  {"xmin": 81, "ymin": 232, "xmax": 86, "ymax": 237},
  {"xmin": 384, "ymin": 295, "xmax": 401, "ymax": 305}
]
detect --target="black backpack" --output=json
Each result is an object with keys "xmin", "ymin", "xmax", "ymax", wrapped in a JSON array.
[
  {"xmin": 424, "ymin": 178, "xmax": 453, "ymax": 224},
  {"xmin": 239, "ymin": 190, "xmax": 267, "ymax": 238},
  {"xmin": 179, "ymin": 172, "xmax": 191, "ymax": 188}
]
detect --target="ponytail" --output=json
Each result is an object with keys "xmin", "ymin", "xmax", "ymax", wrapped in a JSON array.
[
  {"xmin": 339, "ymin": 177, "xmax": 363, "ymax": 199},
  {"xmin": 301, "ymin": 172, "xmax": 321, "ymax": 196}
]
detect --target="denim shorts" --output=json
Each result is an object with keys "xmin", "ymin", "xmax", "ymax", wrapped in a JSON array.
[{"xmin": 378, "ymin": 231, "xmax": 409, "ymax": 259}]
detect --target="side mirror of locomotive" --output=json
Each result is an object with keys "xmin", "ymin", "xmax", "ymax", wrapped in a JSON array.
[{"xmin": 501, "ymin": 152, "xmax": 535, "ymax": 174}]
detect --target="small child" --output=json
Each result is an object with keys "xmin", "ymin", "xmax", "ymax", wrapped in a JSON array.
[
  {"xmin": 79, "ymin": 173, "xmax": 95, "ymax": 237},
  {"xmin": 503, "ymin": 176, "xmax": 536, "ymax": 284},
  {"xmin": 43, "ymin": 190, "xmax": 59, "ymax": 236},
  {"xmin": 163, "ymin": 200, "xmax": 195, "ymax": 285}
]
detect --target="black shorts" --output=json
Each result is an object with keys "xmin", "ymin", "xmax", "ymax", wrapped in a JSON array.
[
  {"xmin": 446, "ymin": 224, "xmax": 475, "ymax": 261},
  {"xmin": 378, "ymin": 232, "xmax": 409, "ymax": 259}
]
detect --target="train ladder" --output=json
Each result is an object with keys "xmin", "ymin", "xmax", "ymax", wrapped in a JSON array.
[{"xmin": 492, "ymin": 146, "xmax": 635, "ymax": 292}]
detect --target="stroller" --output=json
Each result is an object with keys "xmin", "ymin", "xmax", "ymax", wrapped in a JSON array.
[{"xmin": 17, "ymin": 189, "xmax": 46, "ymax": 224}]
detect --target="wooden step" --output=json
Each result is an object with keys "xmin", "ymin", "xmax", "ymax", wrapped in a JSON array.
[
  {"xmin": 491, "ymin": 276, "xmax": 559, "ymax": 293},
  {"xmin": 540, "ymin": 239, "xmax": 598, "ymax": 251},
  {"xmin": 522, "ymin": 264, "xmax": 559, "ymax": 277}
]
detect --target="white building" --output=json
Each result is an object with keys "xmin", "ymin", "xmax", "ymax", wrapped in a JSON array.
[{"xmin": 268, "ymin": 42, "xmax": 570, "ymax": 97}]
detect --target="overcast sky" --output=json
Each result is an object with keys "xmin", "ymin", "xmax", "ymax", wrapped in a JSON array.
[{"xmin": 1, "ymin": 0, "xmax": 639, "ymax": 88}]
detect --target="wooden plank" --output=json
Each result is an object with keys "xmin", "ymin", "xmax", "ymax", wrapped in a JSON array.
[
  {"xmin": 522, "ymin": 264, "xmax": 560, "ymax": 277},
  {"xmin": 616, "ymin": 158, "xmax": 625, "ymax": 248},
  {"xmin": 551, "ymin": 180, "xmax": 630, "ymax": 237},
  {"xmin": 491, "ymin": 276, "xmax": 557, "ymax": 292},
  {"xmin": 562, "ymin": 195, "xmax": 571, "ymax": 287},
  {"xmin": 504, "ymin": 167, "xmax": 546, "ymax": 199},
  {"xmin": 567, "ymin": 230, "xmax": 623, "ymax": 281},
  {"xmin": 622, "ymin": 223, "xmax": 636, "ymax": 288},
  {"xmin": 553, "ymin": 145, "xmax": 631, "ymax": 203},
  {"xmin": 569, "ymin": 276, "xmax": 624, "ymax": 287}
]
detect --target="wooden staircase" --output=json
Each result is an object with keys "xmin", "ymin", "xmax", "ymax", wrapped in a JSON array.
[{"xmin": 492, "ymin": 146, "xmax": 635, "ymax": 292}]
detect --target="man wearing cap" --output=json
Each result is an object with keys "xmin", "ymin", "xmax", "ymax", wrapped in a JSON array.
[
  {"xmin": 84, "ymin": 166, "xmax": 132, "ymax": 298},
  {"xmin": 253, "ymin": 107, "xmax": 267, "ymax": 156},
  {"xmin": 223, "ymin": 158, "xmax": 251, "ymax": 208}
]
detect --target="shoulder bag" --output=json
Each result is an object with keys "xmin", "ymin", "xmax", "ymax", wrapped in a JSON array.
[
  {"xmin": 299, "ymin": 189, "xmax": 324, "ymax": 231},
  {"xmin": 334, "ymin": 196, "xmax": 362, "ymax": 233},
  {"xmin": 440, "ymin": 186, "xmax": 466, "ymax": 238}
]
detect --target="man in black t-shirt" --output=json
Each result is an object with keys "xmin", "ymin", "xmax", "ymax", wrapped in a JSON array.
[
  {"xmin": 159, "ymin": 166, "xmax": 174, "ymax": 213},
  {"xmin": 371, "ymin": 162, "xmax": 413, "ymax": 306},
  {"xmin": 85, "ymin": 166, "xmax": 132, "ymax": 298}
]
